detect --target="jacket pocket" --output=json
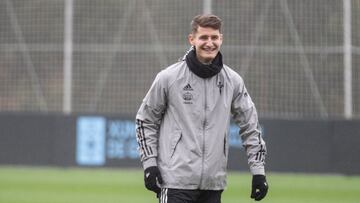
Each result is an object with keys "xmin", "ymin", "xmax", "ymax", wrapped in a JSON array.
[
  {"xmin": 223, "ymin": 133, "xmax": 227, "ymax": 157},
  {"xmin": 170, "ymin": 131, "xmax": 182, "ymax": 158}
]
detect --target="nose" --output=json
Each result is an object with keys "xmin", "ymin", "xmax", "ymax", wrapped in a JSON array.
[
  {"xmin": 206, "ymin": 36, "xmax": 214, "ymax": 43},
  {"xmin": 201, "ymin": 36, "xmax": 211, "ymax": 44},
  {"xmin": 204, "ymin": 39, "xmax": 216, "ymax": 47}
]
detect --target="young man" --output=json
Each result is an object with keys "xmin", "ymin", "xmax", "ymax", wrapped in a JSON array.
[{"xmin": 136, "ymin": 14, "xmax": 268, "ymax": 203}]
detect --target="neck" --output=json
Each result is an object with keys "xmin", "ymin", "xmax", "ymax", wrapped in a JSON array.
[
  {"xmin": 197, "ymin": 56, "xmax": 212, "ymax": 65},
  {"xmin": 200, "ymin": 60, "xmax": 212, "ymax": 65}
]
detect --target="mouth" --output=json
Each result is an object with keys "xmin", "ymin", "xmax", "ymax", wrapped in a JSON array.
[{"xmin": 201, "ymin": 46, "xmax": 218, "ymax": 54}]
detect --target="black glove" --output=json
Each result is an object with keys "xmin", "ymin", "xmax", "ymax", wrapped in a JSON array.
[
  {"xmin": 251, "ymin": 175, "xmax": 268, "ymax": 201},
  {"xmin": 144, "ymin": 166, "xmax": 163, "ymax": 196}
]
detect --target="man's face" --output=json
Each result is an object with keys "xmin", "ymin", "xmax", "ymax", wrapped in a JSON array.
[{"xmin": 188, "ymin": 26, "xmax": 223, "ymax": 64}]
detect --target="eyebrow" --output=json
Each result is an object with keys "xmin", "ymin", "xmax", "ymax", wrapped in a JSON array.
[{"xmin": 198, "ymin": 34, "xmax": 220, "ymax": 38}]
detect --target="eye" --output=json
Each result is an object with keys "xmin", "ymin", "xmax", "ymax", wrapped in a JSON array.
[
  {"xmin": 211, "ymin": 35, "xmax": 219, "ymax": 40},
  {"xmin": 199, "ymin": 35, "xmax": 209, "ymax": 40}
]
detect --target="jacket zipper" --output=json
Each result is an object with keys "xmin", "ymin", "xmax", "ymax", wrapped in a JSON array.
[{"xmin": 199, "ymin": 79, "xmax": 207, "ymax": 187}]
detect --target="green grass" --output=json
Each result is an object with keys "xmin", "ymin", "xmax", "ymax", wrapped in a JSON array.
[{"xmin": 0, "ymin": 166, "xmax": 359, "ymax": 203}]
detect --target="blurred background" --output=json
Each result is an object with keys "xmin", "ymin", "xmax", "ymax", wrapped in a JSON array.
[
  {"xmin": 0, "ymin": 1, "xmax": 360, "ymax": 203},
  {"xmin": 1, "ymin": 0, "xmax": 360, "ymax": 119},
  {"xmin": 0, "ymin": 0, "xmax": 360, "ymax": 175}
]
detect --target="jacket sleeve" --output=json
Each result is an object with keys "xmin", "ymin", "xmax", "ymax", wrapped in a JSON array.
[
  {"xmin": 231, "ymin": 76, "xmax": 266, "ymax": 175},
  {"xmin": 135, "ymin": 71, "xmax": 167, "ymax": 169}
]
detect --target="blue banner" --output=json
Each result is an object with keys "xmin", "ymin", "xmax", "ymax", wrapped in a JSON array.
[
  {"xmin": 75, "ymin": 117, "xmax": 263, "ymax": 166},
  {"xmin": 76, "ymin": 117, "xmax": 106, "ymax": 166}
]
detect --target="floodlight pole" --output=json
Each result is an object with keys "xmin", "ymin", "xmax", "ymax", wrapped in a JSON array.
[
  {"xmin": 343, "ymin": 0, "xmax": 352, "ymax": 119},
  {"xmin": 63, "ymin": 0, "xmax": 74, "ymax": 114},
  {"xmin": 203, "ymin": 0, "xmax": 212, "ymax": 14}
]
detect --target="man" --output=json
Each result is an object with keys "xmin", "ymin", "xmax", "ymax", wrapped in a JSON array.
[{"xmin": 136, "ymin": 14, "xmax": 268, "ymax": 203}]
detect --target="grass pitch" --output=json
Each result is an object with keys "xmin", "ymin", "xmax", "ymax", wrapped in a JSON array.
[{"xmin": 0, "ymin": 166, "xmax": 359, "ymax": 203}]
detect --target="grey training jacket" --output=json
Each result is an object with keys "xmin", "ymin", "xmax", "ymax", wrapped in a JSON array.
[{"xmin": 136, "ymin": 60, "xmax": 266, "ymax": 190}]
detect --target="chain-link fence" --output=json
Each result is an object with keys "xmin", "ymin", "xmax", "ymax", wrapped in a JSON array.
[{"xmin": 0, "ymin": 0, "xmax": 359, "ymax": 119}]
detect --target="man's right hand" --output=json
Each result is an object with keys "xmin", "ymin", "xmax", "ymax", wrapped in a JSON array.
[{"xmin": 144, "ymin": 166, "xmax": 163, "ymax": 195}]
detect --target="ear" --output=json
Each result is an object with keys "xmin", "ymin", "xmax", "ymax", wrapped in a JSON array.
[{"xmin": 188, "ymin": 34, "xmax": 195, "ymax": 46}]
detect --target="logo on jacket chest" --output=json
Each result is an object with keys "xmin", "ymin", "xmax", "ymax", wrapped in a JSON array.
[{"xmin": 182, "ymin": 83, "xmax": 193, "ymax": 104}]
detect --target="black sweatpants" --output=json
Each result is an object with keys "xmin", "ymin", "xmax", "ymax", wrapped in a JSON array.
[{"xmin": 159, "ymin": 188, "xmax": 223, "ymax": 203}]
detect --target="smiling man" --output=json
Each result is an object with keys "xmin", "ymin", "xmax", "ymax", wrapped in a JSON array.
[
  {"xmin": 136, "ymin": 14, "xmax": 268, "ymax": 203},
  {"xmin": 189, "ymin": 19, "xmax": 223, "ymax": 64}
]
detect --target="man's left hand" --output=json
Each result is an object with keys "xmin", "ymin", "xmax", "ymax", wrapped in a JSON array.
[{"xmin": 251, "ymin": 175, "xmax": 268, "ymax": 201}]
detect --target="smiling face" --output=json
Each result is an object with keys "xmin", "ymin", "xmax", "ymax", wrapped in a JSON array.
[{"xmin": 188, "ymin": 26, "xmax": 223, "ymax": 64}]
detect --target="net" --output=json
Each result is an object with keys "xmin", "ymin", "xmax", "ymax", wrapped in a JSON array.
[{"xmin": 0, "ymin": 0, "xmax": 359, "ymax": 119}]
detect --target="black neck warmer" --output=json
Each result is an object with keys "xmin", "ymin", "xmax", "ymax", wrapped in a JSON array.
[{"xmin": 185, "ymin": 49, "xmax": 223, "ymax": 78}]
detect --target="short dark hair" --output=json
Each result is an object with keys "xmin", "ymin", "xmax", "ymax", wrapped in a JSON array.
[{"xmin": 191, "ymin": 14, "xmax": 222, "ymax": 34}]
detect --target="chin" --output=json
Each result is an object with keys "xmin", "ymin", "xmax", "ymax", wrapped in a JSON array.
[
  {"xmin": 205, "ymin": 57, "xmax": 215, "ymax": 61},
  {"xmin": 204, "ymin": 55, "xmax": 216, "ymax": 61},
  {"xmin": 197, "ymin": 51, "xmax": 217, "ymax": 63}
]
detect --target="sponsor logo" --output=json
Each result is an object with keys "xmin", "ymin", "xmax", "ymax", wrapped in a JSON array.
[
  {"xmin": 217, "ymin": 81, "xmax": 224, "ymax": 94},
  {"xmin": 183, "ymin": 83, "xmax": 193, "ymax": 91},
  {"xmin": 183, "ymin": 92, "xmax": 193, "ymax": 101},
  {"xmin": 183, "ymin": 83, "xmax": 193, "ymax": 104}
]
